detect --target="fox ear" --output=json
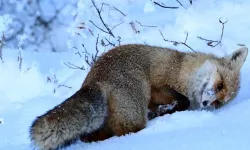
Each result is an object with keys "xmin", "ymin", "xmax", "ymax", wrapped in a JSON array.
[{"xmin": 225, "ymin": 47, "xmax": 248, "ymax": 70}]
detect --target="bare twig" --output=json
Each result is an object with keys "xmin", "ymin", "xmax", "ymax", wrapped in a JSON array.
[
  {"xmin": 112, "ymin": 6, "xmax": 126, "ymax": 16},
  {"xmin": 57, "ymin": 84, "xmax": 72, "ymax": 89},
  {"xmin": 237, "ymin": 44, "xmax": 246, "ymax": 47},
  {"xmin": 100, "ymin": 3, "xmax": 126, "ymax": 16},
  {"xmin": 100, "ymin": 3, "xmax": 105, "ymax": 12},
  {"xmin": 47, "ymin": 75, "xmax": 58, "ymax": 84},
  {"xmin": 89, "ymin": 20, "xmax": 110, "ymax": 35},
  {"xmin": 84, "ymin": 54, "xmax": 92, "ymax": 67},
  {"xmin": 159, "ymin": 30, "xmax": 196, "ymax": 52},
  {"xmin": 88, "ymin": 29, "xmax": 95, "ymax": 36},
  {"xmin": 47, "ymin": 77, "xmax": 52, "ymax": 83},
  {"xmin": 176, "ymin": 0, "xmax": 184, "ymax": 8},
  {"xmin": 81, "ymin": 44, "xmax": 93, "ymax": 67},
  {"xmin": 75, "ymin": 51, "xmax": 82, "ymax": 57},
  {"xmin": 63, "ymin": 62, "xmax": 85, "ymax": 70},
  {"xmin": 53, "ymin": 75, "xmax": 58, "ymax": 84},
  {"xmin": 184, "ymin": 32, "xmax": 189, "ymax": 43},
  {"xmin": 197, "ymin": 36, "xmax": 219, "ymax": 46},
  {"xmin": 136, "ymin": 21, "xmax": 157, "ymax": 28},
  {"xmin": 17, "ymin": 51, "xmax": 23, "ymax": 70},
  {"xmin": 54, "ymin": 84, "xmax": 72, "ymax": 93},
  {"xmin": 111, "ymin": 21, "xmax": 125, "ymax": 30},
  {"xmin": 189, "ymin": 0, "xmax": 193, "ymax": 5},
  {"xmin": 104, "ymin": 37, "xmax": 116, "ymax": 47},
  {"xmin": 130, "ymin": 22, "xmax": 140, "ymax": 34},
  {"xmin": 152, "ymin": 1, "xmax": 179, "ymax": 9},
  {"xmin": 92, "ymin": 34, "xmax": 100, "ymax": 62},
  {"xmin": 0, "ymin": 33, "xmax": 5, "ymax": 62},
  {"xmin": 197, "ymin": 36, "xmax": 219, "ymax": 43},
  {"xmin": 23, "ymin": 66, "xmax": 34, "ymax": 73},
  {"xmin": 117, "ymin": 36, "xmax": 121, "ymax": 46},
  {"xmin": 91, "ymin": 0, "xmax": 115, "ymax": 37},
  {"xmin": 84, "ymin": 35, "xmax": 100, "ymax": 68},
  {"xmin": 197, "ymin": 19, "xmax": 228, "ymax": 47},
  {"xmin": 81, "ymin": 44, "xmax": 90, "ymax": 55}
]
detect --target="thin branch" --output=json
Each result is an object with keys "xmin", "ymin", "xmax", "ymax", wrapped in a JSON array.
[
  {"xmin": 112, "ymin": 6, "xmax": 126, "ymax": 16},
  {"xmin": 176, "ymin": 0, "xmax": 184, "ymax": 8},
  {"xmin": 0, "ymin": 33, "xmax": 5, "ymax": 62},
  {"xmin": 117, "ymin": 36, "xmax": 121, "ymax": 46},
  {"xmin": 215, "ymin": 19, "xmax": 228, "ymax": 47},
  {"xmin": 17, "ymin": 51, "xmax": 23, "ymax": 70},
  {"xmin": 57, "ymin": 84, "xmax": 72, "ymax": 89},
  {"xmin": 75, "ymin": 51, "xmax": 82, "ymax": 57},
  {"xmin": 54, "ymin": 84, "xmax": 72, "ymax": 93},
  {"xmin": 130, "ymin": 22, "xmax": 140, "ymax": 34},
  {"xmin": 63, "ymin": 62, "xmax": 85, "ymax": 70},
  {"xmin": 152, "ymin": 1, "xmax": 179, "ymax": 9},
  {"xmin": 92, "ymin": 34, "xmax": 100, "ymax": 62},
  {"xmin": 197, "ymin": 19, "xmax": 228, "ymax": 47},
  {"xmin": 159, "ymin": 30, "xmax": 196, "ymax": 52},
  {"xmin": 136, "ymin": 21, "xmax": 157, "ymax": 28},
  {"xmin": 197, "ymin": 36, "xmax": 219, "ymax": 43},
  {"xmin": 53, "ymin": 75, "xmax": 58, "ymax": 84},
  {"xmin": 88, "ymin": 28, "xmax": 94, "ymax": 36},
  {"xmin": 184, "ymin": 32, "xmax": 188, "ymax": 43},
  {"xmin": 84, "ymin": 54, "xmax": 92, "ymax": 67},
  {"xmin": 100, "ymin": 3, "xmax": 105, "ymax": 12},
  {"xmin": 81, "ymin": 44, "xmax": 90, "ymax": 55},
  {"xmin": 111, "ymin": 21, "xmax": 125, "ymax": 30},
  {"xmin": 101, "ymin": 3, "xmax": 126, "ymax": 16},
  {"xmin": 89, "ymin": 20, "xmax": 110, "ymax": 34},
  {"xmin": 47, "ymin": 75, "xmax": 58, "ymax": 84},
  {"xmin": 47, "ymin": 77, "xmax": 52, "ymax": 83},
  {"xmin": 81, "ymin": 44, "xmax": 93, "ymax": 67},
  {"xmin": 91, "ymin": 0, "xmax": 115, "ymax": 37},
  {"xmin": 189, "ymin": 0, "xmax": 193, "ymax": 5},
  {"xmin": 105, "ymin": 37, "xmax": 116, "ymax": 47}
]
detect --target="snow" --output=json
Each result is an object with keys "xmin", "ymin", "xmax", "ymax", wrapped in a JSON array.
[
  {"xmin": 0, "ymin": 0, "xmax": 250, "ymax": 150},
  {"xmin": 144, "ymin": 1, "xmax": 155, "ymax": 13},
  {"xmin": 67, "ymin": 100, "xmax": 250, "ymax": 150}
]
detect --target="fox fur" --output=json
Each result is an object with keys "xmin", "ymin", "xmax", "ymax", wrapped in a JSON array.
[{"xmin": 30, "ymin": 44, "xmax": 248, "ymax": 150}]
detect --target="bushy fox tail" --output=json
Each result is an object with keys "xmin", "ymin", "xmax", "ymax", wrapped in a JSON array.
[{"xmin": 30, "ymin": 85, "xmax": 108, "ymax": 150}]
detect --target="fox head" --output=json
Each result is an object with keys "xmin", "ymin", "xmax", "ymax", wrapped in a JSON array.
[{"xmin": 189, "ymin": 47, "xmax": 248, "ymax": 110}]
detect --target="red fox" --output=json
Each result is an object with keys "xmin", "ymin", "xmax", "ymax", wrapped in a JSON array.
[{"xmin": 30, "ymin": 44, "xmax": 248, "ymax": 150}]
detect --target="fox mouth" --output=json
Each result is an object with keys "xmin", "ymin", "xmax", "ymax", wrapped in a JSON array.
[{"xmin": 200, "ymin": 100, "xmax": 224, "ymax": 111}]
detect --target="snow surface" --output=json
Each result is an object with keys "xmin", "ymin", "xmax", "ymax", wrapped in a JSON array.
[{"xmin": 0, "ymin": 0, "xmax": 250, "ymax": 150}]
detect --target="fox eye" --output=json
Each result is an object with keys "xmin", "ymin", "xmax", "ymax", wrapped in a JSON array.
[{"xmin": 216, "ymin": 82, "xmax": 224, "ymax": 92}]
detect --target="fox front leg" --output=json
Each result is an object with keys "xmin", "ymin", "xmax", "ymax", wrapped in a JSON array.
[
  {"xmin": 157, "ymin": 101, "xmax": 178, "ymax": 115},
  {"xmin": 148, "ymin": 85, "xmax": 190, "ymax": 120},
  {"xmin": 148, "ymin": 101, "xmax": 179, "ymax": 120}
]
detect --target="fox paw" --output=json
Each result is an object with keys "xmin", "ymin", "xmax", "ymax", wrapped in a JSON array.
[
  {"xmin": 148, "ymin": 111, "xmax": 157, "ymax": 120},
  {"xmin": 157, "ymin": 101, "xmax": 178, "ymax": 115}
]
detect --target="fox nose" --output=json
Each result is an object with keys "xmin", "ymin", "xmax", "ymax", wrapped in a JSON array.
[{"xmin": 202, "ymin": 101, "xmax": 209, "ymax": 107}]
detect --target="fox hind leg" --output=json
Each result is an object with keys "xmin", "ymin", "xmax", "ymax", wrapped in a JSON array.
[
  {"xmin": 107, "ymin": 84, "xmax": 149, "ymax": 136},
  {"xmin": 80, "ymin": 125, "xmax": 113, "ymax": 143}
]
